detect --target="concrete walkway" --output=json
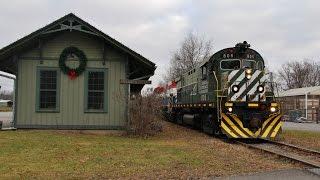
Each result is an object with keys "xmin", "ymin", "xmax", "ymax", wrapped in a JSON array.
[
  {"xmin": 217, "ymin": 168, "xmax": 320, "ymax": 180},
  {"xmin": 283, "ymin": 122, "xmax": 320, "ymax": 132}
]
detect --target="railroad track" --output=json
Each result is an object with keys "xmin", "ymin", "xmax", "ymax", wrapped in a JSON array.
[{"xmin": 235, "ymin": 139, "xmax": 320, "ymax": 168}]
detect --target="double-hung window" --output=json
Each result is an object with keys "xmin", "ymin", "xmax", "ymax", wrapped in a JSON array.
[
  {"xmin": 85, "ymin": 69, "xmax": 107, "ymax": 112},
  {"xmin": 37, "ymin": 68, "xmax": 59, "ymax": 112}
]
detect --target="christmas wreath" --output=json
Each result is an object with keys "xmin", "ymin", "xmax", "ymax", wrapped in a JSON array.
[{"xmin": 59, "ymin": 46, "xmax": 87, "ymax": 79}]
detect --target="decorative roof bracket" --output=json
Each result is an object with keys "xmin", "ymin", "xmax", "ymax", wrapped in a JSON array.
[{"xmin": 42, "ymin": 18, "xmax": 100, "ymax": 37}]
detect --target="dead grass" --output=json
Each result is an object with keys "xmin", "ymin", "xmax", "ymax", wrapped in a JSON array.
[
  {"xmin": 280, "ymin": 130, "xmax": 320, "ymax": 151},
  {"xmin": 0, "ymin": 121, "xmax": 300, "ymax": 179}
]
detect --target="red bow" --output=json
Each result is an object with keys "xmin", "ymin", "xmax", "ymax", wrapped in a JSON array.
[{"xmin": 68, "ymin": 70, "xmax": 78, "ymax": 80}]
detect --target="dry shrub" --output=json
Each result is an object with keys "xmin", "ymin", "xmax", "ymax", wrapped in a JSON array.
[{"xmin": 127, "ymin": 93, "xmax": 164, "ymax": 137}]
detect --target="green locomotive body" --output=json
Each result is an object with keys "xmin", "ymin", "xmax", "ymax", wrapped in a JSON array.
[{"xmin": 166, "ymin": 41, "xmax": 282, "ymax": 139}]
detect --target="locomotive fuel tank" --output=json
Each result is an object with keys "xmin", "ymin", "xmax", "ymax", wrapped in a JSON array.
[{"xmin": 183, "ymin": 114, "xmax": 200, "ymax": 126}]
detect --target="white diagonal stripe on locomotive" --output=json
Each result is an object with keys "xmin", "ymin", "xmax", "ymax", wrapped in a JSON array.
[
  {"xmin": 236, "ymin": 70, "xmax": 261, "ymax": 101},
  {"xmin": 228, "ymin": 70, "xmax": 239, "ymax": 81},
  {"xmin": 229, "ymin": 70, "xmax": 261, "ymax": 102},
  {"xmin": 245, "ymin": 76, "xmax": 264, "ymax": 101},
  {"xmin": 247, "ymin": 74, "xmax": 266, "ymax": 97},
  {"xmin": 228, "ymin": 71, "xmax": 245, "ymax": 95},
  {"xmin": 250, "ymin": 75, "xmax": 267, "ymax": 101},
  {"xmin": 228, "ymin": 69, "xmax": 245, "ymax": 85},
  {"xmin": 236, "ymin": 70, "xmax": 264, "ymax": 101},
  {"xmin": 228, "ymin": 71, "xmax": 246, "ymax": 100},
  {"xmin": 231, "ymin": 78, "xmax": 247, "ymax": 101},
  {"xmin": 229, "ymin": 70, "xmax": 259, "ymax": 101},
  {"xmin": 237, "ymin": 73, "xmax": 264, "ymax": 101}
]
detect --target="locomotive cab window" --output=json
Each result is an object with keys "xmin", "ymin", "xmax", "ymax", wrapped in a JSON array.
[
  {"xmin": 202, "ymin": 66, "xmax": 207, "ymax": 79},
  {"xmin": 220, "ymin": 59, "xmax": 240, "ymax": 70},
  {"xmin": 243, "ymin": 60, "xmax": 256, "ymax": 69},
  {"xmin": 256, "ymin": 61, "xmax": 264, "ymax": 70}
]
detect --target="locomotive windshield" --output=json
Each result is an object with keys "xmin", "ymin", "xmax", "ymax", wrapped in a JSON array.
[
  {"xmin": 220, "ymin": 59, "xmax": 240, "ymax": 70},
  {"xmin": 243, "ymin": 60, "xmax": 256, "ymax": 69}
]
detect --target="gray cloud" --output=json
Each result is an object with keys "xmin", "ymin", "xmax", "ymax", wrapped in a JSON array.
[{"xmin": 1, "ymin": 0, "xmax": 320, "ymax": 91}]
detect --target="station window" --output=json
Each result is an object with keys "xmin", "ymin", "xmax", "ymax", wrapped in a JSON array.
[
  {"xmin": 85, "ymin": 69, "xmax": 108, "ymax": 112},
  {"xmin": 220, "ymin": 60, "xmax": 241, "ymax": 70},
  {"xmin": 36, "ymin": 68, "xmax": 60, "ymax": 112}
]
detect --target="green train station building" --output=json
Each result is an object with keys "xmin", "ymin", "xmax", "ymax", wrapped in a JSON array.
[{"xmin": 0, "ymin": 13, "xmax": 156, "ymax": 129}]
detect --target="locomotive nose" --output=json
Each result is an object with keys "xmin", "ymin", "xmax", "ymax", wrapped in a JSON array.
[{"xmin": 249, "ymin": 117, "xmax": 261, "ymax": 129}]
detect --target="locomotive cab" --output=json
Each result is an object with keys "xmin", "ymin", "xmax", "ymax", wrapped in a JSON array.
[{"xmin": 213, "ymin": 42, "xmax": 282, "ymax": 139}]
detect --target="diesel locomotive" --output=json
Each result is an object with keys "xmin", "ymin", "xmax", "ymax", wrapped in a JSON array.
[{"xmin": 164, "ymin": 41, "xmax": 282, "ymax": 139}]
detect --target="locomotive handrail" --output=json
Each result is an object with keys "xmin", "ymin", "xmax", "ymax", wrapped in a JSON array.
[{"xmin": 213, "ymin": 71, "xmax": 221, "ymax": 121}]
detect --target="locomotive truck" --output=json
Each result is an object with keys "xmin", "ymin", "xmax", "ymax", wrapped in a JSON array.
[{"xmin": 164, "ymin": 41, "xmax": 282, "ymax": 139}]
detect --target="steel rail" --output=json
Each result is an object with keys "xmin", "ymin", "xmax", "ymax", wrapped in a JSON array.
[
  {"xmin": 260, "ymin": 139, "xmax": 320, "ymax": 156},
  {"xmin": 235, "ymin": 140, "xmax": 320, "ymax": 168}
]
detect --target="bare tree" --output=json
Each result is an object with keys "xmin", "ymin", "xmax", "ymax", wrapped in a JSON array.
[
  {"xmin": 164, "ymin": 32, "xmax": 213, "ymax": 81},
  {"xmin": 278, "ymin": 60, "xmax": 320, "ymax": 89}
]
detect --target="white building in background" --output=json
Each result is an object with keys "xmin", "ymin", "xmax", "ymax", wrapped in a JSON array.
[{"xmin": 277, "ymin": 86, "xmax": 320, "ymax": 123}]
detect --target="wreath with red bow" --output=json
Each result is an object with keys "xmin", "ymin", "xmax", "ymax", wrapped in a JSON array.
[{"xmin": 59, "ymin": 46, "xmax": 87, "ymax": 80}]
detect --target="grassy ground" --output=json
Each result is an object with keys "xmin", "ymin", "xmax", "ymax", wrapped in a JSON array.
[
  {"xmin": 0, "ymin": 122, "xmax": 300, "ymax": 179},
  {"xmin": 0, "ymin": 107, "xmax": 12, "ymax": 112},
  {"xmin": 280, "ymin": 130, "xmax": 320, "ymax": 151}
]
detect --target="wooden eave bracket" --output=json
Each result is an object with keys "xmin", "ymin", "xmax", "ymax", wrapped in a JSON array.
[{"xmin": 41, "ymin": 18, "xmax": 100, "ymax": 37}]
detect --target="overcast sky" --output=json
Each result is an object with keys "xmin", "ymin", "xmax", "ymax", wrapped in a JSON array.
[{"xmin": 0, "ymin": 0, "xmax": 319, "ymax": 92}]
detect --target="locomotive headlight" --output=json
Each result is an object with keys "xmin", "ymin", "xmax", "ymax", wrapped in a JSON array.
[
  {"xmin": 270, "ymin": 107, "xmax": 277, "ymax": 113},
  {"xmin": 232, "ymin": 85, "xmax": 239, "ymax": 93},
  {"xmin": 257, "ymin": 85, "xmax": 264, "ymax": 93},
  {"xmin": 245, "ymin": 69, "xmax": 252, "ymax": 74},
  {"xmin": 228, "ymin": 107, "xmax": 233, "ymax": 112},
  {"xmin": 245, "ymin": 69, "xmax": 252, "ymax": 79}
]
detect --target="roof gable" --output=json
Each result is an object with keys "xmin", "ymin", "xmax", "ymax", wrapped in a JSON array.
[{"xmin": 0, "ymin": 13, "xmax": 155, "ymax": 69}]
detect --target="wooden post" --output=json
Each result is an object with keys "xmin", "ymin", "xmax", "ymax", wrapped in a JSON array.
[
  {"xmin": 305, "ymin": 93, "xmax": 308, "ymax": 120},
  {"xmin": 120, "ymin": 79, "xmax": 152, "ymax": 129},
  {"xmin": 316, "ymin": 107, "xmax": 320, "ymax": 124},
  {"xmin": 128, "ymin": 83, "xmax": 131, "ymax": 127}
]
